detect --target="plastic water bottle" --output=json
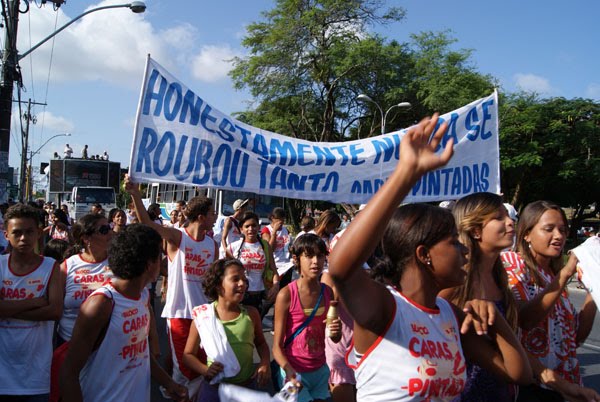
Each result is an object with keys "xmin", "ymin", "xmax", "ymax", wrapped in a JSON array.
[{"xmin": 325, "ymin": 300, "xmax": 338, "ymax": 338}]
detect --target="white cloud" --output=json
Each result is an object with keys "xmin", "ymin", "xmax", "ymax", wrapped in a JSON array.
[
  {"xmin": 514, "ymin": 73, "xmax": 554, "ymax": 95},
  {"xmin": 35, "ymin": 111, "xmax": 75, "ymax": 133},
  {"xmin": 585, "ymin": 83, "xmax": 600, "ymax": 99},
  {"xmin": 191, "ymin": 45, "xmax": 240, "ymax": 83},
  {"xmin": 16, "ymin": 0, "xmax": 197, "ymax": 88}
]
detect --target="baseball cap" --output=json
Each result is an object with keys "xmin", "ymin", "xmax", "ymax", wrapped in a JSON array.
[
  {"xmin": 504, "ymin": 203, "xmax": 519, "ymax": 222},
  {"xmin": 233, "ymin": 199, "xmax": 249, "ymax": 211}
]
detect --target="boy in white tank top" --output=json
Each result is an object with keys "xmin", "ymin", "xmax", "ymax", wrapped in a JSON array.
[
  {"xmin": 0, "ymin": 204, "xmax": 62, "ymax": 400},
  {"xmin": 125, "ymin": 175, "xmax": 218, "ymax": 386},
  {"xmin": 59, "ymin": 224, "xmax": 188, "ymax": 402}
]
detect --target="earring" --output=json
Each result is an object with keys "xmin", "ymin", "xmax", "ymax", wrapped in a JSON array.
[
  {"xmin": 473, "ymin": 234, "xmax": 480, "ymax": 240},
  {"xmin": 426, "ymin": 259, "xmax": 432, "ymax": 266}
]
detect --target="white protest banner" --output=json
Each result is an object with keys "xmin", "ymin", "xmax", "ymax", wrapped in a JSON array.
[{"xmin": 129, "ymin": 56, "xmax": 500, "ymax": 204}]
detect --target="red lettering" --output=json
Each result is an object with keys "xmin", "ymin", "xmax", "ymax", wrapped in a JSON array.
[
  {"xmin": 121, "ymin": 338, "xmax": 148, "ymax": 359},
  {"xmin": 0, "ymin": 287, "xmax": 27, "ymax": 299},
  {"xmin": 74, "ymin": 274, "xmax": 104, "ymax": 284},
  {"xmin": 123, "ymin": 314, "xmax": 149, "ymax": 334},
  {"xmin": 408, "ymin": 337, "xmax": 420, "ymax": 358},
  {"xmin": 122, "ymin": 308, "xmax": 139, "ymax": 318},
  {"xmin": 407, "ymin": 378, "xmax": 423, "ymax": 396},
  {"xmin": 410, "ymin": 322, "xmax": 429, "ymax": 335}
]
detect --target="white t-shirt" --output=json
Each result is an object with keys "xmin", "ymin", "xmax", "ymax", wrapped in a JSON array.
[
  {"xmin": 228, "ymin": 239, "xmax": 266, "ymax": 292},
  {"xmin": 0, "ymin": 255, "xmax": 56, "ymax": 395},
  {"xmin": 59, "ymin": 254, "xmax": 112, "ymax": 341},
  {"xmin": 80, "ymin": 284, "xmax": 151, "ymax": 402},
  {"xmin": 261, "ymin": 225, "xmax": 292, "ymax": 276},
  {"xmin": 162, "ymin": 228, "xmax": 217, "ymax": 319},
  {"xmin": 347, "ymin": 286, "xmax": 466, "ymax": 401}
]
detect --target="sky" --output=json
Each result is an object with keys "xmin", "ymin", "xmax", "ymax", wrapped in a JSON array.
[{"xmin": 6, "ymin": 0, "xmax": 600, "ymax": 177}]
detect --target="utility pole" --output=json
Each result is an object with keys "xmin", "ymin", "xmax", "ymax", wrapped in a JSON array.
[{"xmin": 0, "ymin": 0, "xmax": 20, "ymax": 202}]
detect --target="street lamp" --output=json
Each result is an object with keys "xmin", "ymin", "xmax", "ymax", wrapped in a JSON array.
[
  {"xmin": 30, "ymin": 133, "xmax": 71, "ymax": 158},
  {"xmin": 18, "ymin": 2, "xmax": 146, "ymax": 61},
  {"xmin": 26, "ymin": 133, "xmax": 71, "ymax": 201},
  {"xmin": 356, "ymin": 94, "xmax": 411, "ymax": 135}
]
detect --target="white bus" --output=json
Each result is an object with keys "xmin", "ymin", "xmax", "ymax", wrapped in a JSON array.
[{"xmin": 144, "ymin": 182, "xmax": 285, "ymax": 234}]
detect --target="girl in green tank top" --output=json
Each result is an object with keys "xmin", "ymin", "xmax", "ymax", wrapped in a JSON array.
[{"xmin": 183, "ymin": 259, "xmax": 271, "ymax": 400}]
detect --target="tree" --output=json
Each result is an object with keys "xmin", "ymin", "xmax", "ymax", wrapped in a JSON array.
[
  {"xmin": 231, "ymin": 1, "xmax": 497, "ymax": 225},
  {"xmin": 230, "ymin": 0, "xmax": 405, "ymax": 226},
  {"xmin": 499, "ymin": 93, "xmax": 600, "ymax": 235}
]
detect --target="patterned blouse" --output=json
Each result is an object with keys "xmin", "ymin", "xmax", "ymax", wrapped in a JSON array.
[{"xmin": 501, "ymin": 251, "xmax": 581, "ymax": 386}]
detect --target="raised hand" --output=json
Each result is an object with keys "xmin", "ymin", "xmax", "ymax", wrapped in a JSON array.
[{"xmin": 399, "ymin": 114, "xmax": 454, "ymax": 180}]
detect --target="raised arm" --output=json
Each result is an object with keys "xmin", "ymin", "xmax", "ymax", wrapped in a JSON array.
[
  {"xmin": 221, "ymin": 218, "xmax": 233, "ymax": 256},
  {"xmin": 518, "ymin": 253, "xmax": 577, "ymax": 330},
  {"xmin": 124, "ymin": 174, "xmax": 182, "ymax": 248},
  {"xmin": 328, "ymin": 115, "xmax": 453, "ymax": 334}
]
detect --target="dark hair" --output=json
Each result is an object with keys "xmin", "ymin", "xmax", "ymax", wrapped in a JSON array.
[
  {"xmin": 185, "ymin": 196, "xmax": 213, "ymax": 222},
  {"xmin": 111, "ymin": 209, "xmax": 126, "ymax": 223},
  {"xmin": 107, "ymin": 208, "xmax": 120, "ymax": 222},
  {"xmin": 202, "ymin": 258, "xmax": 246, "ymax": 301},
  {"xmin": 270, "ymin": 207, "xmax": 286, "ymax": 221},
  {"xmin": 516, "ymin": 200, "xmax": 568, "ymax": 285},
  {"xmin": 108, "ymin": 224, "xmax": 162, "ymax": 279},
  {"xmin": 239, "ymin": 211, "xmax": 259, "ymax": 227},
  {"xmin": 371, "ymin": 204, "xmax": 456, "ymax": 286},
  {"xmin": 313, "ymin": 209, "xmax": 341, "ymax": 237},
  {"xmin": 299, "ymin": 216, "xmax": 316, "ymax": 232},
  {"xmin": 235, "ymin": 212, "xmax": 261, "ymax": 259},
  {"xmin": 4, "ymin": 204, "xmax": 41, "ymax": 227},
  {"xmin": 52, "ymin": 208, "xmax": 70, "ymax": 227},
  {"xmin": 290, "ymin": 233, "xmax": 329, "ymax": 260},
  {"xmin": 67, "ymin": 214, "xmax": 107, "ymax": 257},
  {"xmin": 43, "ymin": 239, "xmax": 70, "ymax": 263},
  {"xmin": 148, "ymin": 203, "xmax": 162, "ymax": 220}
]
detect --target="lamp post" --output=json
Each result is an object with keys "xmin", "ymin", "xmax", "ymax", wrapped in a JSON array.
[
  {"xmin": 356, "ymin": 94, "xmax": 411, "ymax": 135},
  {"xmin": 26, "ymin": 133, "xmax": 71, "ymax": 201},
  {"xmin": 0, "ymin": 1, "xmax": 146, "ymax": 202},
  {"xmin": 18, "ymin": 2, "xmax": 146, "ymax": 61}
]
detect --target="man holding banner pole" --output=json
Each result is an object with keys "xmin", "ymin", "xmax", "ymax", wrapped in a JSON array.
[{"xmin": 125, "ymin": 175, "xmax": 218, "ymax": 388}]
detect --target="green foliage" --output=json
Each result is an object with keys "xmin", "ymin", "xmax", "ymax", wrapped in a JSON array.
[
  {"xmin": 499, "ymin": 93, "xmax": 600, "ymax": 217},
  {"xmin": 229, "ymin": 0, "xmax": 600, "ymax": 225}
]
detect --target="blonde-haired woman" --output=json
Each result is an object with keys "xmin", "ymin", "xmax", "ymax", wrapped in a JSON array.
[
  {"xmin": 440, "ymin": 192, "xmax": 519, "ymax": 401},
  {"xmin": 311, "ymin": 210, "xmax": 341, "ymax": 250}
]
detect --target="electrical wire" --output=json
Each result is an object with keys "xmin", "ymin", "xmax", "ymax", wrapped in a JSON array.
[{"xmin": 35, "ymin": 4, "xmax": 60, "ymax": 166}]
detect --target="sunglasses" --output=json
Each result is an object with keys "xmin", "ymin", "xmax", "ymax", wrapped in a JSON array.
[{"xmin": 96, "ymin": 224, "xmax": 112, "ymax": 235}]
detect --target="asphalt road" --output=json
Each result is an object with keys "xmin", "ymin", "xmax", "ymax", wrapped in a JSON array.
[{"xmin": 569, "ymin": 282, "xmax": 600, "ymax": 390}]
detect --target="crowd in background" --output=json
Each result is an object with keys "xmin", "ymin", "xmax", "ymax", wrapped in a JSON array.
[{"xmin": 1, "ymin": 115, "xmax": 600, "ymax": 402}]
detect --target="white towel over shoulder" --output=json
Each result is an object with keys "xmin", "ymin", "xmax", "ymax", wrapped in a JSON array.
[
  {"xmin": 571, "ymin": 236, "xmax": 600, "ymax": 305},
  {"xmin": 191, "ymin": 303, "xmax": 240, "ymax": 384}
]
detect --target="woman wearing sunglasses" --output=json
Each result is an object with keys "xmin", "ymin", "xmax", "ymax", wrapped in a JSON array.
[{"xmin": 49, "ymin": 214, "xmax": 114, "ymax": 402}]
